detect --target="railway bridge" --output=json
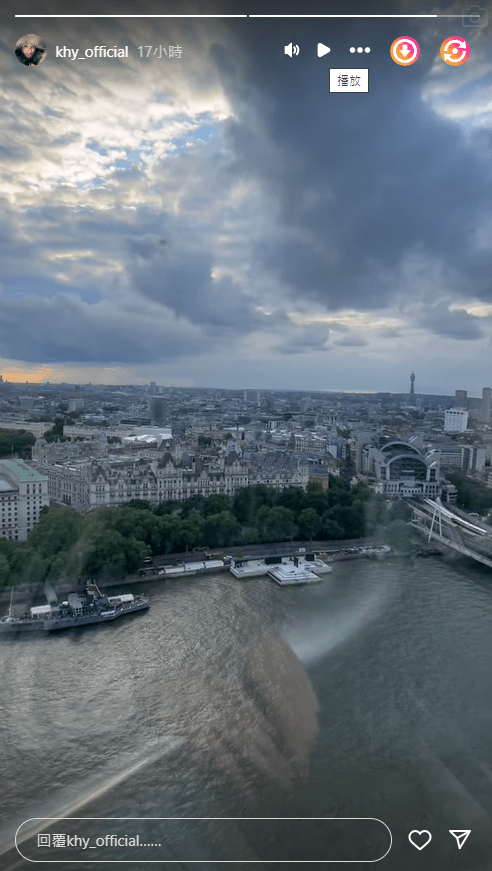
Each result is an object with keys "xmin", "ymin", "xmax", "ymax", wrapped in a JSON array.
[{"xmin": 410, "ymin": 497, "xmax": 492, "ymax": 568}]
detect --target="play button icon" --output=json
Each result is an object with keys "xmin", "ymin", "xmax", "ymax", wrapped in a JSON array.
[{"xmin": 318, "ymin": 43, "xmax": 331, "ymax": 57}]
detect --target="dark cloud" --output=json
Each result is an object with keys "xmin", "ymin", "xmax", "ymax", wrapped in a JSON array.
[
  {"xmin": 126, "ymin": 232, "xmax": 263, "ymax": 334},
  {"xmin": 276, "ymin": 324, "xmax": 330, "ymax": 355},
  {"xmin": 416, "ymin": 302, "xmax": 484, "ymax": 340},
  {"xmin": 213, "ymin": 2, "xmax": 492, "ymax": 311},
  {"xmin": 0, "ymin": 292, "xmax": 206, "ymax": 364}
]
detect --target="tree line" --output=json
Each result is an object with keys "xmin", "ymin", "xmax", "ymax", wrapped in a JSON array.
[
  {"xmin": 0, "ymin": 429, "xmax": 35, "ymax": 458},
  {"xmin": 447, "ymin": 472, "xmax": 492, "ymax": 517},
  {"xmin": 0, "ymin": 479, "xmax": 411, "ymax": 588}
]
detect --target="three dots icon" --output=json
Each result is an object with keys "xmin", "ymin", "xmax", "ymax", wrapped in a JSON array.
[{"xmin": 350, "ymin": 47, "xmax": 371, "ymax": 53}]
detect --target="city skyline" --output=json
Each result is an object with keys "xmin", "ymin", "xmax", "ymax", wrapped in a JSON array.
[
  {"xmin": 2, "ymin": 372, "xmax": 491, "ymax": 402},
  {"xmin": 2, "ymin": 0, "xmax": 492, "ymax": 393}
]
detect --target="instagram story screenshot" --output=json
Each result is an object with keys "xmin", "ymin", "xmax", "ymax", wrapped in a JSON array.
[{"xmin": 0, "ymin": 0, "xmax": 492, "ymax": 869}]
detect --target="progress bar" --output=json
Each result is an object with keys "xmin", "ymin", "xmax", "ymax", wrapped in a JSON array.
[
  {"xmin": 14, "ymin": 13, "xmax": 470, "ymax": 18},
  {"xmin": 14, "ymin": 14, "xmax": 249, "ymax": 18},
  {"xmin": 249, "ymin": 13, "xmax": 467, "ymax": 17}
]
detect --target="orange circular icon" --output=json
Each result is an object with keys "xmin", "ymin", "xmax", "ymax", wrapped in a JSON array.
[
  {"xmin": 390, "ymin": 36, "xmax": 420, "ymax": 65},
  {"xmin": 440, "ymin": 36, "xmax": 470, "ymax": 65}
]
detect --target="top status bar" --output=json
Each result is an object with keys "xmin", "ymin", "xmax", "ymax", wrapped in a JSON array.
[{"xmin": 14, "ymin": 13, "xmax": 467, "ymax": 19}]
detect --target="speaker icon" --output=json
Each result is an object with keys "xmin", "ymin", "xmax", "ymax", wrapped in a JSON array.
[{"xmin": 285, "ymin": 43, "xmax": 300, "ymax": 56}]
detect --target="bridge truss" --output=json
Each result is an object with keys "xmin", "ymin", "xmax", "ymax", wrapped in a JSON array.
[{"xmin": 410, "ymin": 498, "xmax": 492, "ymax": 568}]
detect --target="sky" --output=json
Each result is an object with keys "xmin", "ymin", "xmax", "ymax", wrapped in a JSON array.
[{"xmin": 1, "ymin": 0, "xmax": 492, "ymax": 394}]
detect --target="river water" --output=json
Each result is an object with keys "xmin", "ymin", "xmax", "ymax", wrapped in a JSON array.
[{"xmin": 1, "ymin": 554, "xmax": 491, "ymax": 870}]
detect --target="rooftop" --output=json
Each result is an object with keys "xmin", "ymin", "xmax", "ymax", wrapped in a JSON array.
[
  {"xmin": 0, "ymin": 459, "xmax": 47, "ymax": 483},
  {"xmin": 0, "ymin": 478, "xmax": 16, "ymax": 492}
]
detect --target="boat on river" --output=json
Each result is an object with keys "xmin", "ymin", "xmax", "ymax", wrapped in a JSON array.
[{"xmin": 0, "ymin": 583, "xmax": 149, "ymax": 634}]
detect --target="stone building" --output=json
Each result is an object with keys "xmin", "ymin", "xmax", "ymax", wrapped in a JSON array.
[
  {"xmin": 0, "ymin": 459, "xmax": 49, "ymax": 540},
  {"xmin": 31, "ymin": 450, "xmax": 309, "ymax": 514},
  {"xmin": 362, "ymin": 440, "xmax": 440, "ymax": 498}
]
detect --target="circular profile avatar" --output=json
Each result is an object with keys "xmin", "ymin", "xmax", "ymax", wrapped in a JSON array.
[{"xmin": 15, "ymin": 34, "xmax": 47, "ymax": 66}]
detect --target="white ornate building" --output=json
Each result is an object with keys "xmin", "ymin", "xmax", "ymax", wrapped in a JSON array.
[{"xmin": 31, "ymin": 450, "xmax": 309, "ymax": 513}]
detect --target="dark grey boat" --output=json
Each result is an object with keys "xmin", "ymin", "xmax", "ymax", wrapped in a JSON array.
[{"xmin": 0, "ymin": 583, "xmax": 149, "ymax": 633}]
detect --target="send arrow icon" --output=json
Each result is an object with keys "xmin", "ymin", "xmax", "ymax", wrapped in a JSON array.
[{"xmin": 449, "ymin": 830, "xmax": 471, "ymax": 850}]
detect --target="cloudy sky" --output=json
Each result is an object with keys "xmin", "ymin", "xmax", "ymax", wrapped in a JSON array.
[{"xmin": 2, "ymin": 0, "xmax": 492, "ymax": 394}]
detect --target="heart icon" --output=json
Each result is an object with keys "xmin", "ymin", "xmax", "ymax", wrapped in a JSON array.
[{"xmin": 408, "ymin": 830, "xmax": 432, "ymax": 850}]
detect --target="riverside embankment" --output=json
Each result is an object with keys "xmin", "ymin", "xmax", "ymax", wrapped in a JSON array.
[{"xmin": 0, "ymin": 536, "xmax": 440, "ymax": 605}]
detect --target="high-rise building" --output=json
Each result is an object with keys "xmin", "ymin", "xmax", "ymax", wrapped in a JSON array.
[
  {"xmin": 149, "ymin": 397, "xmax": 168, "ymax": 426},
  {"xmin": 445, "ymin": 408, "xmax": 468, "ymax": 433},
  {"xmin": 243, "ymin": 389, "xmax": 260, "ymax": 405},
  {"xmin": 480, "ymin": 387, "xmax": 491, "ymax": 424},
  {"xmin": 299, "ymin": 397, "xmax": 310, "ymax": 413},
  {"xmin": 68, "ymin": 398, "xmax": 84, "ymax": 412},
  {"xmin": 454, "ymin": 389, "xmax": 468, "ymax": 408}
]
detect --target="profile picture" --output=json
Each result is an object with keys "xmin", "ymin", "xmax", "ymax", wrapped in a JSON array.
[{"xmin": 15, "ymin": 34, "xmax": 47, "ymax": 66}]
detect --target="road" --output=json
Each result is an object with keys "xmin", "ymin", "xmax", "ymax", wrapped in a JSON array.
[{"xmin": 146, "ymin": 537, "xmax": 385, "ymax": 567}]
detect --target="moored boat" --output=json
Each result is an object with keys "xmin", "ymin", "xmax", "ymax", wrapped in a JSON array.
[{"xmin": 0, "ymin": 583, "xmax": 149, "ymax": 634}]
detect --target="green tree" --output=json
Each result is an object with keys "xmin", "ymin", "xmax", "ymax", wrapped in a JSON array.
[
  {"xmin": 27, "ymin": 507, "xmax": 83, "ymax": 560},
  {"xmin": 0, "ymin": 429, "xmax": 36, "ymax": 458},
  {"xmin": 6, "ymin": 540, "xmax": 29, "ymax": 584},
  {"xmin": 335, "ymin": 505, "xmax": 365, "ymax": 538},
  {"xmin": 202, "ymin": 495, "xmax": 231, "ymax": 517},
  {"xmin": 351, "ymin": 481, "xmax": 373, "ymax": 503},
  {"xmin": 180, "ymin": 513, "xmax": 205, "ymax": 550},
  {"xmin": 203, "ymin": 511, "xmax": 241, "ymax": 548},
  {"xmin": 448, "ymin": 472, "xmax": 492, "ymax": 515},
  {"xmin": 47, "ymin": 549, "xmax": 73, "ymax": 581},
  {"xmin": 320, "ymin": 509, "xmax": 345, "ymax": 540},
  {"xmin": 327, "ymin": 476, "xmax": 351, "ymax": 508},
  {"xmin": 22, "ymin": 548, "xmax": 48, "ymax": 584},
  {"xmin": 259, "ymin": 506, "xmax": 297, "ymax": 543},
  {"xmin": 181, "ymin": 495, "xmax": 207, "ymax": 516},
  {"xmin": 81, "ymin": 527, "xmax": 146, "ymax": 578},
  {"xmin": 125, "ymin": 499, "xmax": 151, "ymax": 511},
  {"xmin": 241, "ymin": 527, "xmax": 260, "ymax": 545},
  {"xmin": 158, "ymin": 515, "xmax": 185, "ymax": 553},
  {"xmin": 154, "ymin": 500, "xmax": 181, "ymax": 516},
  {"xmin": 305, "ymin": 483, "xmax": 329, "ymax": 515},
  {"xmin": 232, "ymin": 485, "xmax": 276, "ymax": 525},
  {"xmin": 43, "ymin": 416, "xmax": 66, "ymax": 442},
  {"xmin": 297, "ymin": 507, "xmax": 321, "ymax": 540},
  {"xmin": 0, "ymin": 553, "xmax": 11, "ymax": 588},
  {"xmin": 112, "ymin": 508, "xmax": 161, "ymax": 552},
  {"xmin": 275, "ymin": 487, "xmax": 308, "ymax": 515}
]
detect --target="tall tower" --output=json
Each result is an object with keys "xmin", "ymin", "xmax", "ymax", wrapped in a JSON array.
[
  {"xmin": 481, "ymin": 387, "xmax": 491, "ymax": 424},
  {"xmin": 454, "ymin": 389, "xmax": 467, "ymax": 409},
  {"xmin": 409, "ymin": 371, "xmax": 415, "ymax": 403},
  {"xmin": 149, "ymin": 397, "xmax": 168, "ymax": 426}
]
